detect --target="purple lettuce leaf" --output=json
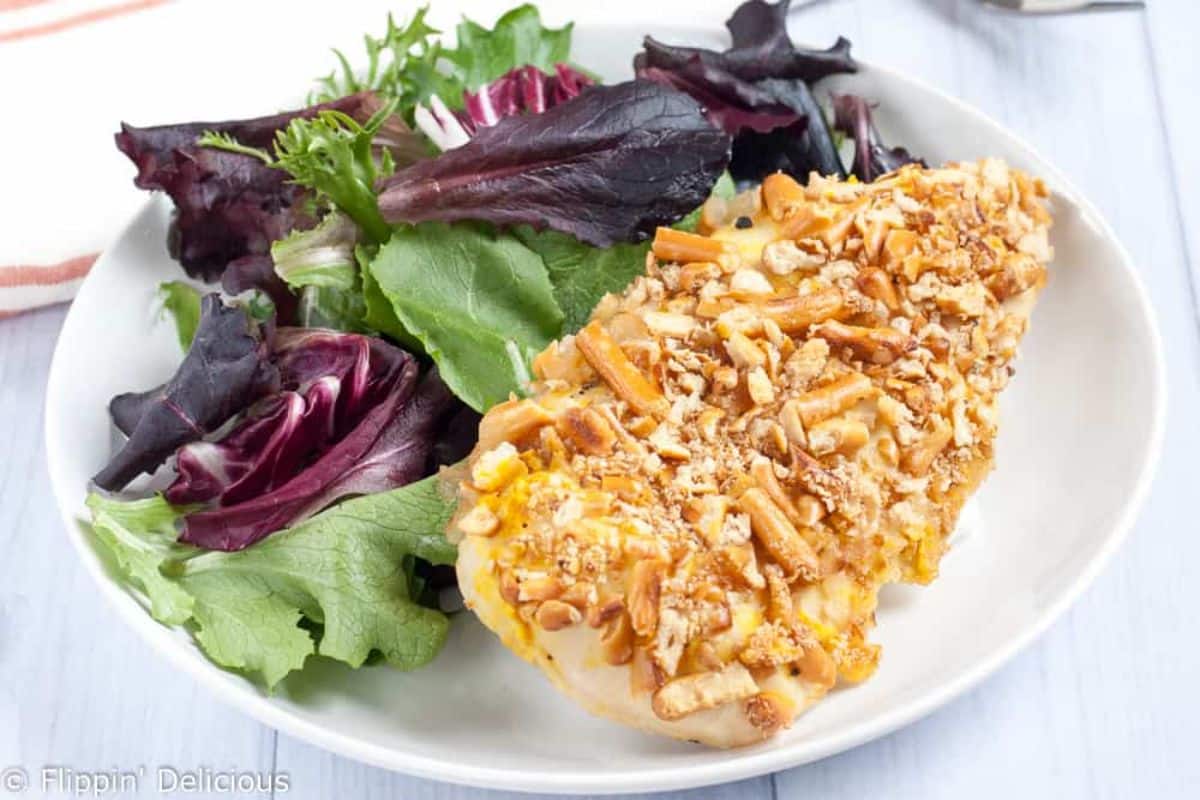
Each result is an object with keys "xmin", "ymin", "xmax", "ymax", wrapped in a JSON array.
[
  {"xmin": 115, "ymin": 92, "xmax": 420, "ymax": 284},
  {"xmin": 636, "ymin": 57, "xmax": 845, "ymax": 180},
  {"xmin": 831, "ymin": 93, "xmax": 925, "ymax": 182},
  {"xmin": 430, "ymin": 405, "xmax": 482, "ymax": 470},
  {"xmin": 109, "ymin": 388, "xmax": 157, "ymax": 438},
  {"xmin": 378, "ymin": 81, "xmax": 731, "ymax": 247},
  {"xmin": 115, "ymin": 97, "xmax": 358, "ymax": 283},
  {"xmin": 179, "ymin": 367, "xmax": 454, "ymax": 552},
  {"xmin": 729, "ymin": 78, "xmax": 845, "ymax": 182},
  {"xmin": 634, "ymin": 0, "xmax": 853, "ymax": 182},
  {"xmin": 221, "ymin": 254, "xmax": 300, "ymax": 325},
  {"xmin": 722, "ymin": 0, "xmax": 855, "ymax": 82},
  {"xmin": 93, "ymin": 295, "xmax": 278, "ymax": 491},
  {"xmin": 637, "ymin": 1, "xmax": 855, "ymax": 87},
  {"xmin": 634, "ymin": 53, "xmax": 799, "ymax": 135}
]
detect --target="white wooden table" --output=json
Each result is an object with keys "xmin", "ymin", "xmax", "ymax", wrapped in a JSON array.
[{"xmin": 3, "ymin": 0, "xmax": 1199, "ymax": 797}]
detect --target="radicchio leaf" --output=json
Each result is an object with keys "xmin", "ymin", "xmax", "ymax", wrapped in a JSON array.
[
  {"xmin": 166, "ymin": 387, "xmax": 338, "ymax": 506},
  {"xmin": 180, "ymin": 367, "xmax": 455, "ymax": 552},
  {"xmin": 413, "ymin": 96, "xmax": 473, "ymax": 152},
  {"xmin": 115, "ymin": 92, "xmax": 420, "ymax": 283},
  {"xmin": 166, "ymin": 329, "xmax": 412, "ymax": 507},
  {"xmin": 831, "ymin": 93, "xmax": 925, "ymax": 182},
  {"xmin": 271, "ymin": 328, "xmax": 413, "ymax": 432},
  {"xmin": 457, "ymin": 64, "xmax": 594, "ymax": 134},
  {"xmin": 93, "ymin": 295, "xmax": 278, "ymax": 491},
  {"xmin": 377, "ymin": 81, "xmax": 731, "ymax": 247}
]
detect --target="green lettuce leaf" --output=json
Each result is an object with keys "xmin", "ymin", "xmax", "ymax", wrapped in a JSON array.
[
  {"xmin": 308, "ymin": 4, "xmax": 574, "ymax": 122},
  {"xmin": 86, "ymin": 476, "xmax": 457, "ymax": 688},
  {"xmin": 514, "ymin": 229, "xmax": 648, "ymax": 334},
  {"xmin": 368, "ymin": 223, "xmax": 563, "ymax": 412},
  {"xmin": 157, "ymin": 281, "xmax": 202, "ymax": 352},
  {"xmin": 272, "ymin": 213, "xmax": 370, "ymax": 333},
  {"xmin": 87, "ymin": 494, "xmax": 196, "ymax": 625},
  {"xmin": 271, "ymin": 212, "xmax": 359, "ymax": 292},
  {"xmin": 357, "ymin": 244, "xmax": 424, "ymax": 352},
  {"xmin": 446, "ymin": 4, "xmax": 573, "ymax": 93},
  {"xmin": 297, "ymin": 285, "xmax": 368, "ymax": 333},
  {"xmin": 512, "ymin": 174, "xmax": 738, "ymax": 334}
]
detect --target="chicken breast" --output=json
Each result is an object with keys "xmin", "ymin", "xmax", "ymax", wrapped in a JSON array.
[{"xmin": 450, "ymin": 160, "xmax": 1053, "ymax": 747}]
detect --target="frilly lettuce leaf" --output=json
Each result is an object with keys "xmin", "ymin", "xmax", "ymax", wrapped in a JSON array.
[
  {"xmin": 87, "ymin": 494, "xmax": 196, "ymax": 625},
  {"xmin": 308, "ymin": 6, "xmax": 458, "ymax": 123},
  {"xmin": 308, "ymin": 3, "xmax": 574, "ymax": 124},
  {"xmin": 86, "ymin": 475, "xmax": 457, "ymax": 688}
]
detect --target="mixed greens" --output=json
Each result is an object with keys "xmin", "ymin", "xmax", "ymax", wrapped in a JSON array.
[
  {"xmin": 88, "ymin": 479, "xmax": 457, "ymax": 686},
  {"xmin": 90, "ymin": 0, "xmax": 920, "ymax": 689}
]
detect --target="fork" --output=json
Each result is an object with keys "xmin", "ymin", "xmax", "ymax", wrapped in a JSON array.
[{"xmin": 982, "ymin": 0, "xmax": 1145, "ymax": 12}]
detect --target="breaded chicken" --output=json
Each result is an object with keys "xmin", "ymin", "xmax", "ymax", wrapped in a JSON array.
[{"xmin": 449, "ymin": 160, "xmax": 1053, "ymax": 747}]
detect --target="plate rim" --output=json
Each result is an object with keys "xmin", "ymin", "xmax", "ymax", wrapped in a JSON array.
[{"xmin": 43, "ymin": 52, "xmax": 1168, "ymax": 795}]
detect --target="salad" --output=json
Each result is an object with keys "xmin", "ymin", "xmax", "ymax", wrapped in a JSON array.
[{"xmin": 88, "ymin": 0, "xmax": 923, "ymax": 690}]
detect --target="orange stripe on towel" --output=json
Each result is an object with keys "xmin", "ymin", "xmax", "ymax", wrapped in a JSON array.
[
  {"xmin": 0, "ymin": 253, "xmax": 97, "ymax": 287},
  {"xmin": 0, "ymin": 0, "xmax": 166, "ymax": 43},
  {"xmin": 0, "ymin": 0, "xmax": 52, "ymax": 13}
]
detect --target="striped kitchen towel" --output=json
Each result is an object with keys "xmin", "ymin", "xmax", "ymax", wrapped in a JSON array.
[
  {"xmin": 0, "ymin": 0, "xmax": 172, "ymax": 315},
  {"xmin": 0, "ymin": 0, "xmax": 418, "ymax": 316}
]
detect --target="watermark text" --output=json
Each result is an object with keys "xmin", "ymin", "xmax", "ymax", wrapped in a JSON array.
[{"xmin": 0, "ymin": 764, "xmax": 290, "ymax": 795}]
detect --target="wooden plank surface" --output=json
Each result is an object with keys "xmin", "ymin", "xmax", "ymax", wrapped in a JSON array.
[
  {"xmin": 1145, "ymin": 0, "xmax": 1200, "ymax": 324},
  {"xmin": 2, "ymin": 1, "xmax": 1198, "ymax": 798},
  {"xmin": 0, "ymin": 305, "xmax": 276, "ymax": 799}
]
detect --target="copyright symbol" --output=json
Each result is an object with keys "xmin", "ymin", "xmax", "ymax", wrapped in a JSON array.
[{"xmin": 0, "ymin": 767, "xmax": 27, "ymax": 794}]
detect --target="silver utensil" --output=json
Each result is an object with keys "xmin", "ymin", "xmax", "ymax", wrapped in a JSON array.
[{"xmin": 983, "ymin": 0, "xmax": 1144, "ymax": 12}]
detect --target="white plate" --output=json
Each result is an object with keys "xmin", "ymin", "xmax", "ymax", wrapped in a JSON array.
[{"xmin": 44, "ymin": 21, "xmax": 1166, "ymax": 796}]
